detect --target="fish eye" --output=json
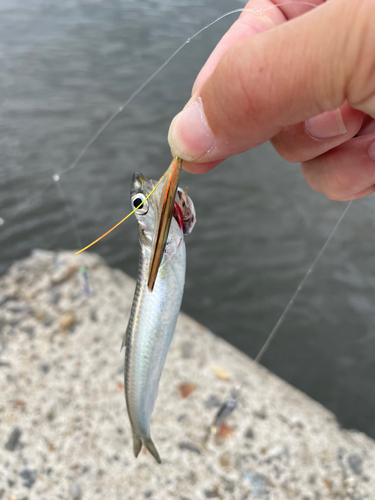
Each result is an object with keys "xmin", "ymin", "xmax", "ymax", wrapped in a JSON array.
[{"xmin": 131, "ymin": 194, "xmax": 148, "ymax": 214}]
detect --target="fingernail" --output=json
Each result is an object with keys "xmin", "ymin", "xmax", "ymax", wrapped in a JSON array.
[
  {"xmin": 168, "ymin": 98, "xmax": 216, "ymax": 161},
  {"xmin": 305, "ymin": 109, "xmax": 347, "ymax": 139},
  {"xmin": 369, "ymin": 141, "xmax": 375, "ymax": 160}
]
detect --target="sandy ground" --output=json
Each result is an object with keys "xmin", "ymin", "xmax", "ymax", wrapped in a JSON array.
[{"xmin": 1, "ymin": 250, "xmax": 375, "ymax": 500}]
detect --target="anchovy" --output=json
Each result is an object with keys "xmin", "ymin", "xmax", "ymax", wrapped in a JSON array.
[{"xmin": 122, "ymin": 172, "xmax": 196, "ymax": 463}]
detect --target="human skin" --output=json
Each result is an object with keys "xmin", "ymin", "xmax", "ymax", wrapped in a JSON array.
[{"xmin": 167, "ymin": 0, "xmax": 375, "ymax": 201}]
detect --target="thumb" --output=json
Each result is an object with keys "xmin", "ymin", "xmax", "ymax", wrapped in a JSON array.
[{"xmin": 168, "ymin": 0, "xmax": 375, "ymax": 166}]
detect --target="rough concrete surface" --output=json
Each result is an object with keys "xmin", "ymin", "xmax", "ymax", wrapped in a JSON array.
[{"xmin": 0, "ymin": 250, "xmax": 374, "ymax": 500}]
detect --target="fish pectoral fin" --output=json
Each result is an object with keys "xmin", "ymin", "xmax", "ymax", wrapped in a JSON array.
[
  {"xmin": 143, "ymin": 437, "xmax": 161, "ymax": 464},
  {"xmin": 132, "ymin": 434, "xmax": 161, "ymax": 464}
]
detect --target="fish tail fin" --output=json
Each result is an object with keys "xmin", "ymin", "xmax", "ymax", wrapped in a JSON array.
[
  {"xmin": 132, "ymin": 433, "xmax": 142, "ymax": 458},
  {"xmin": 143, "ymin": 437, "xmax": 161, "ymax": 464},
  {"xmin": 132, "ymin": 433, "xmax": 162, "ymax": 463}
]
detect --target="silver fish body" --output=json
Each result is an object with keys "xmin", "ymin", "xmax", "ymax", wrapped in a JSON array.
[{"xmin": 123, "ymin": 172, "xmax": 195, "ymax": 463}]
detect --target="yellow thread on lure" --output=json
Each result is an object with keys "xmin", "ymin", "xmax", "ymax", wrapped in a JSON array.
[{"xmin": 75, "ymin": 169, "xmax": 167, "ymax": 255}]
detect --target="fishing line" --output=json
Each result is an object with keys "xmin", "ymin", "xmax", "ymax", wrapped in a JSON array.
[
  {"xmin": 255, "ymin": 199, "xmax": 353, "ymax": 363},
  {"xmin": 75, "ymin": 170, "xmax": 167, "ymax": 255},
  {"xmin": 53, "ymin": 2, "xmax": 320, "ymax": 181},
  {"xmin": 2, "ymin": 1, "xmax": 320, "ymax": 230},
  {"xmin": 212, "ymin": 199, "xmax": 353, "ymax": 431},
  {"xmin": 54, "ymin": 179, "xmax": 83, "ymax": 250}
]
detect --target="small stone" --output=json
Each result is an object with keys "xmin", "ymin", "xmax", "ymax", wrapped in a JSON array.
[
  {"xmin": 49, "ymin": 288, "xmax": 60, "ymax": 304},
  {"xmin": 90, "ymin": 309, "xmax": 98, "ymax": 322},
  {"xmin": 242, "ymin": 470, "xmax": 268, "ymax": 498},
  {"xmin": 34, "ymin": 309, "xmax": 46, "ymax": 321},
  {"xmin": 217, "ymin": 422, "xmax": 235, "ymax": 439},
  {"xmin": 210, "ymin": 364, "xmax": 230, "ymax": 381},
  {"xmin": 204, "ymin": 395, "xmax": 221, "ymax": 409},
  {"xmin": 186, "ymin": 471, "xmax": 197, "ymax": 485},
  {"xmin": 178, "ymin": 442, "xmax": 201, "ymax": 455},
  {"xmin": 178, "ymin": 382, "xmax": 196, "ymax": 399},
  {"xmin": 347, "ymin": 454, "xmax": 363, "ymax": 476},
  {"xmin": 143, "ymin": 492, "xmax": 152, "ymax": 498},
  {"xmin": 72, "ymin": 483, "xmax": 82, "ymax": 499},
  {"xmin": 47, "ymin": 409, "xmax": 55, "ymax": 421},
  {"xmin": 180, "ymin": 341, "xmax": 194, "ymax": 359},
  {"xmin": 72, "ymin": 483, "xmax": 82, "ymax": 500},
  {"xmin": 43, "ymin": 315, "xmax": 54, "ymax": 327},
  {"xmin": 219, "ymin": 455, "xmax": 230, "ymax": 468},
  {"xmin": 6, "ymin": 302, "xmax": 30, "ymax": 314},
  {"xmin": 59, "ymin": 313, "xmax": 75, "ymax": 331},
  {"xmin": 0, "ymin": 295, "xmax": 14, "ymax": 307},
  {"xmin": 323, "ymin": 478, "xmax": 332, "ymax": 493},
  {"xmin": 22, "ymin": 326, "xmax": 35, "ymax": 336},
  {"xmin": 222, "ymin": 478, "xmax": 235, "ymax": 493},
  {"xmin": 39, "ymin": 364, "xmax": 50, "ymax": 374},
  {"xmin": 255, "ymin": 409, "xmax": 267, "ymax": 420},
  {"xmin": 245, "ymin": 428, "xmax": 254, "ymax": 440},
  {"xmin": 52, "ymin": 264, "xmax": 78, "ymax": 285},
  {"xmin": 9, "ymin": 318, "xmax": 19, "ymax": 327},
  {"xmin": 0, "ymin": 317, "xmax": 6, "ymax": 331},
  {"xmin": 5, "ymin": 427, "xmax": 22, "ymax": 451},
  {"xmin": 266, "ymin": 444, "xmax": 290, "ymax": 465},
  {"xmin": 19, "ymin": 467, "xmax": 37, "ymax": 488},
  {"xmin": 14, "ymin": 399, "xmax": 26, "ymax": 408},
  {"xmin": 204, "ymin": 487, "xmax": 220, "ymax": 498}
]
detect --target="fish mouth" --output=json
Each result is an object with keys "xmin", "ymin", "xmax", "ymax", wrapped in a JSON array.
[{"xmin": 131, "ymin": 172, "xmax": 151, "ymax": 196}]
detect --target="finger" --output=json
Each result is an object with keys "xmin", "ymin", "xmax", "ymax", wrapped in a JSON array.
[
  {"xmin": 168, "ymin": 0, "xmax": 375, "ymax": 170},
  {"xmin": 270, "ymin": 103, "xmax": 364, "ymax": 163},
  {"xmin": 193, "ymin": 0, "xmax": 324, "ymax": 94},
  {"xmin": 301, "ymin": 134, "xmax": 375, "ymax": 201},
  {"xmin": 183, "ymin": 159, "xmax": 223, "ymax": 174},
  {"xmin": 357, "ymin": 116, "xmax": 375, "ymax": 137}
]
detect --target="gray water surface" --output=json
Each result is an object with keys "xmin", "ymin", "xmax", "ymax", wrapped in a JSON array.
[{"xmin": 1, "ymin": 0, "xmax": 375, "ymax": 438}]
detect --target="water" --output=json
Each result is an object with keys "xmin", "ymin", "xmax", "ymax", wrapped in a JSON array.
[{"xmin": 1, "ymin": 0, "xmax": 375, "ymax": 438}]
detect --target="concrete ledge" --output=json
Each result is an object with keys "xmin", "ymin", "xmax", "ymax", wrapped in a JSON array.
[{"xmin": 1, "ymin": 250, "xmax": 374, "ymax": 499}]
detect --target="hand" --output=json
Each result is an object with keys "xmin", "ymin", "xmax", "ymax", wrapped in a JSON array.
[{"xmin": 167, "ymin": 0, "xmax": 375, "ymax": 201}]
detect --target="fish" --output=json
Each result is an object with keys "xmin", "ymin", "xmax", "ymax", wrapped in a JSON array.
[{"xmin": 122, "ymin": 172, "xmax": 196, "ymax": 463}]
